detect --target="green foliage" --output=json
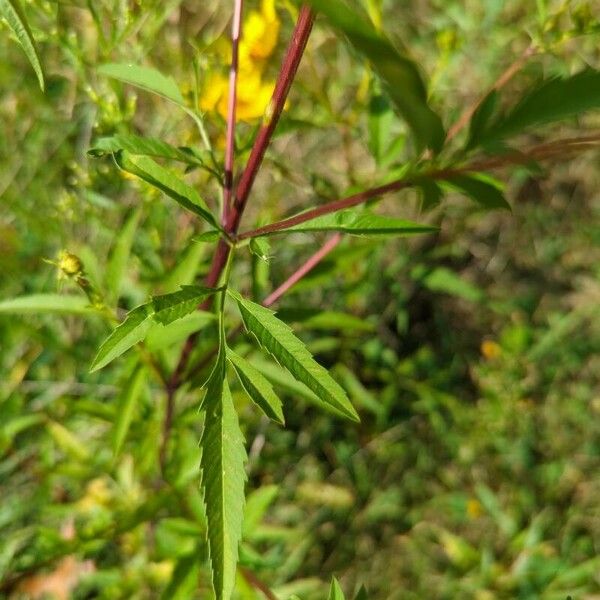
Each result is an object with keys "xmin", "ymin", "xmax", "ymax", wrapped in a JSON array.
[
  {"xmin": 0, "ymin": 0, "xmax": 43, "ymax": 89},
  {"xmin": 306, "ymin": 0, "xmax": 445, "ymax": 153},
  {"xmin": 199, "ymin": 347, "xmax": 247, "ymax": 600},
  {"xmin": 230, "ymin": 290, "xmax": 360, "ymax": 422},
  {"xmin": 2, "ymin": 1, "xmax": 600, "ymax": 599}
]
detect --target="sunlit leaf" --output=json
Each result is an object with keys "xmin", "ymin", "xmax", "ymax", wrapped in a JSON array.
[
  {"xmin": 252, "ymin": 210, "xmax": 437, "ymax": 237},
  {"xmin": 89, "ymin": 133, "xmax": 202, "ymax": 166},
  {"xmin": 91, "ymin": 305, "xmax": 153, "ymax": 372},
  {"xmin": 200, "ymin": 347, "xmax": 247, "ymax": 600},
  {"xmin": 152, "ymin": 286, "xmax": 218, "ymax": 325},
  {"xmin": 227, "ymin": 349, "xmax": 285, "ymax": 425},
  {"xmin": 115, "ymin": 151, "xmax": 218, "ymax": 228},
  {"xmin": 98, "ymin": 62, "xmax": 184, "ymax": 105},
  {"xmin": 0, "ymin": 294, "xmax": 93, "ymax": 315},
  {"xmin": 305, "ymin": 0, "xmax": 445, "ymax": 152},
  {"xmin": 0, "ymin": 0, "xmax": 44, "ymax": 90},
  {"xmin": 229, "ymin": 290, "xmax": 359, "ymax": 422},
  {"xmin": 328, "ymin": 577, "xmax": 346, "ymax": 600}
]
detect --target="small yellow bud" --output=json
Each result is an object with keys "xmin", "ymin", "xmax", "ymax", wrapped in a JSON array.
[
  {"xmin": 481, "ymin": 339, "xmax": 502, "ymax": 360},
  {"xmin": 57, "ymin": 250, "xmax": 83, "ymax": 277}
]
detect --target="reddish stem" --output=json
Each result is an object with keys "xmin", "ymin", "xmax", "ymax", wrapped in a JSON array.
[
  {"xmin": 166, "ymin": 5, "xmax": 315, "ymax": 394},
  {"xmin": 225, "ymin": 5, "xmax": 315, "ymax": 233},
  {"xmin": 263, "ymin": 233, "xmax": 342, "ymax": 306},
  {"xmin": 223, "ymin": 0, "xmax": 244, "ymax": 223}
]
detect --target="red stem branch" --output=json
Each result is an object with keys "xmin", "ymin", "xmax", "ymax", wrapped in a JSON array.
[{"xmin": 223, "ymin": 0, "xmax": 244, "ymax": 223}]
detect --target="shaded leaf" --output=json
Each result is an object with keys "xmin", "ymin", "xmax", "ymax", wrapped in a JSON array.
[
  {"xmin": 227, "ymin": 349, "xmax": 285, "ymax": 425},
  {"xmin": 112, "ymin": 365, "xmax": 146, "ymax": 457},
  {"xmin": 159, "ymin": 553, "xmax": 200, "ymax": 600},
  {"xmin": 354, "ymin": 585, "xmax": 369, "ymax": 600},
  {"xmin": 253, "ymin": 210, "xmax": 437, "ymax": 237},
  {"xmin": 200, "ymin": 348, "xmax": 247, "ymax": 600},
  {"xmin": 105, "ymin": 207, "xmax": 142, "ymax": 304},
  {"xmin": 243, "ymin": 485, "xmax": 279, "ymax": 538},
  {"xmin": 0, "ymin": 0, "xmax": 44, "ymax": 90},
  {"xmin": 418, "ymin": 179, "xmax": 443, "ymax": 211},
  {"xmin": 443, "ymin": 174, "xmax": 510, "ymax": 210},
  {"xmin": 115, "ymin": 151, "xmax": 218, "ymax": 227},
  {"xmin": 481, "ymin": 69, "xmax": 600, "ymax": 145},
  {"xmin": 229, "ymin": 290, "xmax": 359, "ymax": 422},
  {"xmin": 98, "ymin": 63, "xmax": 184, "ymax": 105},
  {"xmin": 0, "ymin": 294, "xmax": 93, "ymax": 315},
  {"xmin": 465, "ymin": 90, "xmax": 498, "ymax": 150},
  {"xmin": 306, "ymin": 0, "xmax": 445, "ymax": 152}
]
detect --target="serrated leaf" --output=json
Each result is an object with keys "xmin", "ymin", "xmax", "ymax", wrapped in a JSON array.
[
  {"xmin": 0, "ymin": 0, "xmax": 44, "ymax": 90},
  {"xmin": 443, "ymin": 174, "xmax": 510, "ymax": 210},
  {"xmin": 152, "ymin": 286, "xmax": 218, "ymax": 325},
  {"xmin": 112, "ymin": 365, "xmax": 146, "ymax": 457},
  {"xmin": 227, "ymin": 349, "xmax": 285, "ymax": 425},
  {"xmin": 105, "ymin": 207, "xmax": 142, "ymax": 304},
  {"xmin": 328, "ymin": 577, "xmax": 346, "ymax": 600},
  {"xmin": 200, "ymin": 350, "xmax": 247, "ymax": 600},
  {"xmin": 0, "ymin": 294, "xmax": 93, "ymax": 315},
  {"xmin": 253, "ymin": 210, "xmax": 437, "ymax": 237},
  {"xmin": 229, "ymin": 290, "xmax": 359, "ymax": 422},
  {"xmin": 89, "ymin": 133, "xmax": 201, "ymax": 165},
  {"xmin": 98, "ymin": 63, "xmax": 184, "ymax": 105},
  {"xmin": 91, "ymin": 305, "xmax": 153, "ymax": 372},
  {"xmin": 115, "ymin": 151, "xmax": 218, "ymax": 228},
  {"xmin": 480, "ymin": 69, "xmax": 600, "ymax": 146},
  {"xmin": 306, "ymin": 0, "xmax": 445, "ymax": 152}
]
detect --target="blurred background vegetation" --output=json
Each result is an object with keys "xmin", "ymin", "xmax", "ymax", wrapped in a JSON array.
[{"xmin": 1, "ymin": 0, "xmax": 600, "ymax": 598}]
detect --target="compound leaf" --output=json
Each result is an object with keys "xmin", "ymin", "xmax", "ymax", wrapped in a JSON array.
[
  {"xmin": 200, "ymin": 350, "xmax": 247, "ymax": 600},
  {"xmin": 227, "ymin": 349, "xmax": 285, "ymax": 425},
  {"xmin": 229, "ymin": 290, "xmax": 359, "ymax": 422}
]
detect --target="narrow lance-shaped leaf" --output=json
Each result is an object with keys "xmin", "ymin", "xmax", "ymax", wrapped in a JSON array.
[
  {"xmin": 199, "ymin": 347, "xmax": 247, "ymax": 600},
  {"xmin": 227, "ymin": 349, "xmax": 285, "ymax": 425},
  {"xmin": 442, "ymin": 174, "xmax": 510, "ymax": 210},
  {"xmin": 115, "ymin": 151, "xmax": 218, "ymax": 228},
  {"xmin": 89, "ymin": 133, "xmax": 202, "ymax": 166},
  {"xmin": 91, "ymin": 305, "xmax": 154, "ymax": 372},
  {"xmin": 328, "ymin": 577, "xmax": 346, "ymax": 600},
  {"xmin": 98, "ymin": 63, "xmax": 185, "ymax": 105},
  {"xmin": 478, "ymin": 69, "xmax": 600, "ymax": 147},
  {"xmin": 105, "ymin": 206, "xmax": 142, "ymax": 304},
  {"xmin": 229, "ymin": 290, "xmax": 359, "ymax": 422},
  {"xmin": 0, "ymin": 0, "xmax": 44, "ymax": 90},
  {"xmin": 251, "ymin": 209, "xmax": 437, "ymax": 237},
  {"xmin": 152, "ymin": 286, "xmax": 218, "ymax": 325},
  {"xmin": 112, "ymin": 365, "xmax": 146, "ymax": 457},
  {"xmin": 0, "ymin": 294, "xmax": 93, "ymax": 315},
  {"xmin": 305, "ymin": 0, "xmax": 445, "ymax": 152},
  {"xmin": 91, "ymin": 286, "xmax": 219, "ymax": 371}
]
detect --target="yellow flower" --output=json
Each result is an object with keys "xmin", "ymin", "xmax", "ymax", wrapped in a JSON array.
[
  {"xmin": 466, "ymin": 498, "xmax": 483, "ymax": 519},
  {"xmin": 200, "ymin": 0, "xmax": 280, "ymax": 122},
  {"xmin": 200, "ymin": 70, "xmax": 275, "ymax": 122},
  {"xmin": 481, "ymin": 339, "xmax": 502, "ymax": 360},
  {"xmin": 241, "ymin": 0, "xmax": 280, "ymax": 61}
]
